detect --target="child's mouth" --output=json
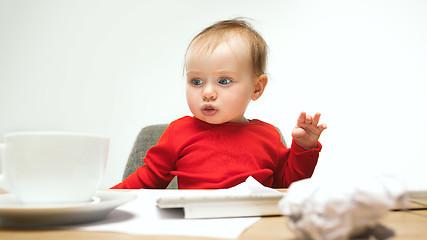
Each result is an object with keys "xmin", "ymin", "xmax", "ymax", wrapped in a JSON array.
[{"xmin": 202, "ymin": 105, "xmax": 218, "ymax": 116}]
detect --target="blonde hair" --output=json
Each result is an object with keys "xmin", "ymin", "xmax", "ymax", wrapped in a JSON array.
[{"xmin": 186, "ymin": 18, "xmax": 268, "ymax": 76}]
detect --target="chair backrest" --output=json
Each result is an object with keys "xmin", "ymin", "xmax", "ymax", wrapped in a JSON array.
[
  {"xmin": 122, "ymin": 124, "xmax": 177, "ymax": 188},
  {"xmin": 123, "ymin": 123, "xmax": 286, "ymax": 189}
]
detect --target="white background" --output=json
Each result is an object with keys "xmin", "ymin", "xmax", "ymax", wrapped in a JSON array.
[{"xmin": 1, "ymin": 0, "xmax": 426, "ymax": 190}]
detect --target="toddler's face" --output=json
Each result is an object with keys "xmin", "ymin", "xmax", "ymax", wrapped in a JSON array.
[{"xmin": 185, "ymin": 36, "xmax": 259, "ymax": 124}]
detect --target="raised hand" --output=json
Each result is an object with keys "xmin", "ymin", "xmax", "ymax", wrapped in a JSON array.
[{"xmin": 292, "ymin": 112, "xmax": 327, "ymax": 149}]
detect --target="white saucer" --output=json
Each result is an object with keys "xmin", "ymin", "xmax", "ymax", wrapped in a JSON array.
[{"xmin": 0, "ymin": 190, "xmax": 136, "ymax": 227}]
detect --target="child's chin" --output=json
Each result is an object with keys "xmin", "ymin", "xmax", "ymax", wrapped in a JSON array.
[{"xmin": 196, "ymin": 116, "xmax": 225, "ymax": 125}]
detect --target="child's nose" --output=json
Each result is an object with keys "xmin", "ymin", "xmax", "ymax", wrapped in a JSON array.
[{"xmin": 202, "ymin": 85, "xmax": 217, "ymax": 101}]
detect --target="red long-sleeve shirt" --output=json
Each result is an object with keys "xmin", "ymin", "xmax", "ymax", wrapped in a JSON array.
[{"xmin": 112, "ymin": 116, "xmax": 321, "ymax": 189}]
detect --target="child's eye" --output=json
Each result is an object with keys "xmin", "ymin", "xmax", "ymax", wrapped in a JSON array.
[
  {"xmin": 191, "ymin": 79, "xmax": 203, "ymax": 86},
  {"xmin": 218, "ymin": 78, "xmax": 232, "ymax": 85}
]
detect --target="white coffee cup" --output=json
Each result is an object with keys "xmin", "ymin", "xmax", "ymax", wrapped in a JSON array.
[{"xmin": 0, "ymin": 131, "xmax": 109, "ymax": 204}]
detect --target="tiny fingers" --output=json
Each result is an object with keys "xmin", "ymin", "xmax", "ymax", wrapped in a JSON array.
[
  {"xmin": 318, "ymin": 123, "xmax": 327, "ymax": 133},
  {"xmin": 306, "ymin": 115, "xmax": 313, "ymax": 124},
  {"xmin": 297, "ymin": 112, "xmax": 307, "ymax": 124},
  {"xmin": 298, "ymin": 112, "xmax": 326, "ymax": 128},
  {"xmin": 312, "ymin": 113, "xmax": 321, "ymax": 125},
  {"xmin": 298, "ymin": 112, "xmax": 314, "ymax": 124}
]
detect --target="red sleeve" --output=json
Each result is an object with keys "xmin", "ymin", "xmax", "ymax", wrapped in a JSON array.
[
  {"xmin": 111, "ymin": 124, "xmax": 177, "ymax": 189},
  {"xmin": 275, "ymin": 139, "xmax": 322, "ymax": 188}
]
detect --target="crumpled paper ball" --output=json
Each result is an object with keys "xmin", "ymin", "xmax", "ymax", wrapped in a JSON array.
[{"xmin": 279, "ymin": 174, "xmax": 407, "ymax": 240}]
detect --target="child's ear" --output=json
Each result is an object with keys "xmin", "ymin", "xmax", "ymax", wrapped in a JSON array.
[{"xmin": 251, "ymin": 74, "xmax": 268, "ymax": 101}]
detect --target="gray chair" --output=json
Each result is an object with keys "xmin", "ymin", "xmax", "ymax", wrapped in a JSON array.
[
  {"xmin": 122, "ymin": 124, "xmax": 177, "ymax": 189},
  {"xmin": 123, "ymin": 123, "xmax": 286, "ymax": 189}
]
